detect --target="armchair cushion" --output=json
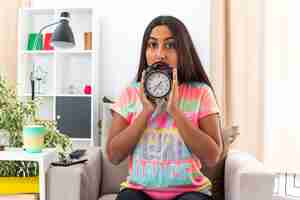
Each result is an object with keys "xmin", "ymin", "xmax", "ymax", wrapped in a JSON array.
[
  {"xmin": 100, "ymin": 156, "xmax": 129, "ymax": 195},
  {"xmin": 99, "ymin": 194, "xmax": 117, "ymax": 200}
]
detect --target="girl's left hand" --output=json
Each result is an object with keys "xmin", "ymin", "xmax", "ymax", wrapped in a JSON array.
[{"xmin": 167, "ymin": 67, "xmax": 179, "ymax": 116}]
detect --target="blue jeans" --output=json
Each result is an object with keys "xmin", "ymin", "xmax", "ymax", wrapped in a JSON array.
[{"xmin": 116, "ymin": 188, "xmax": 212, "ymax": 200}]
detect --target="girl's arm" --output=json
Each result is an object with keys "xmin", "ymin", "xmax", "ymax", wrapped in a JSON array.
[
  {"xmin": 172, "ymin": 109, "xmax": 223, "ymax": 167},
  {"xmin": 107, "ymin": 73, "xmax": 155, "ymax": 165},
  {"xmin": 167, "ymin": 68, "xmax": 223, "ymax": 167},
  {"xmin": 106, "ymin": 109, "xmax": 152, "ymax": 165}
]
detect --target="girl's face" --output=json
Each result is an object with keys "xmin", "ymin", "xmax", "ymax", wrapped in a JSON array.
[{"xmin": 146, "ymin": 25, "xmax": 178, "ymax": 68}]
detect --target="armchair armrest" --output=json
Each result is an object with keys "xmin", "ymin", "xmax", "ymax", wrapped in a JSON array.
[
  {"xmin": 47, "ymin": 147, "xmax": 102, "ymax": 200},
  {"xmin": 225, "ymin": 150, "xmax": 275, "ymax": 200}
]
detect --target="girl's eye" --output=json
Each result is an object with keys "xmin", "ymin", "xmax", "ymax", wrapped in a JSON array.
[
  {"xmin": 165, "ymin": 42, "xmax": 176, "ymax": 49},
  {"xmin": 148, "ymin": 41, "xmax": 158, "ymax": 48}
]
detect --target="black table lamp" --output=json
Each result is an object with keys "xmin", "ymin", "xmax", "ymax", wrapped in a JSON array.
[
  {"xmin": 51, "ymin": 12, "xmax": 75, "ymax": 48},
  {"xmin": 31, "ymin": 11, "xmax": 75, "ymax": 100}
]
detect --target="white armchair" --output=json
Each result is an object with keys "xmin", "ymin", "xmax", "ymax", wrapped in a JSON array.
[
  {"xmin": 47, "ymin": 147, "xmax": 275, "ymax": 200},
  {"xmin": 47, "ymin": 101, "xmax": 275, "ymax": 200},
  {"xmin": 225, "ymin": 150, "xmax": 275, "ymax": 200}
]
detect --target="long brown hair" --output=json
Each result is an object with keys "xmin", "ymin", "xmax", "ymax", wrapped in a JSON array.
[{"xmin": 136, "ymin": 15, "xmax": 214, "ymax": 92}]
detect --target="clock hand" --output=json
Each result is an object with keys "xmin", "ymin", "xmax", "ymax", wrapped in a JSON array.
[
  {"xmin": 153, "ymin": 81, "xmax": 162, "ymax": 93},
  {"xmin": 157, "ymin": 81, "xmax": 162, "ymax": 87}
]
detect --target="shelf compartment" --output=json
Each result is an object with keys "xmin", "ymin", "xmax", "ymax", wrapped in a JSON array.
[
  {"xmin": 56, "ymin": 53, "xmax": 92, "ymax": 95},
  {"xmin": 54, "ymin": 8, "xmax": 93, "ymax": 51},
  {"xmin": 56, "ymin": 96, "xmax": 91, "ymax": 139},
  {"xmin": 18, "ymin": 54, "xmax": 54, "ymax": 96},
  {"xmin": 19, "ymin": 9, "xmax": 55, "ymax": 51},
  {"xmin": 20, "ymin": 96, "xmax": 54, "ymax": 121}
]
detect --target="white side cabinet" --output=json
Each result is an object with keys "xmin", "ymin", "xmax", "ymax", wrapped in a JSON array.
[
  {"xmin": 0, "ymin": 148, "xmax": 58, "ymax": 200},
  {"xmin": 17, "ymin": 8, "xmax": 100, "ymax": 147}
]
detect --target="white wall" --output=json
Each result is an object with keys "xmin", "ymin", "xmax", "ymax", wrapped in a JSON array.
[{"xmin": 32, "ymin": 0, "xmax": 211, "ymax": 99}]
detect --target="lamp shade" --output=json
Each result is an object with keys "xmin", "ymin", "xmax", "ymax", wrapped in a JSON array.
[{"xmin": 51, "ymin": 12, "xmax": 75, "ymax": 48}]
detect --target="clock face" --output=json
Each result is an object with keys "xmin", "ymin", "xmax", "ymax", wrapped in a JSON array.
[{"xmin": 145, "ymin": 71, "xmax": 171, "ymax": 98}]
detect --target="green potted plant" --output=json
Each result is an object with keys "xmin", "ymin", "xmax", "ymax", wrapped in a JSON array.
[{"xmin": 0, "ymin": 76, "xmax": 72, "ymax": 193}]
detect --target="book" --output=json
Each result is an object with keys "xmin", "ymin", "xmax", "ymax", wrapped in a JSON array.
[
  {"xmin": 27, "ymin": 33, "xmax": 43, "ymax": 50},
  {"xmin": 0, "ymin": 193, "xmax": 39, "ymax": 200},
  {"xmin": 0, "ymin": 177, "xmax": 39, "ymax": 194},
  {"xmin": 43, "ymin": 33, "xmax": 54, "ymax": 50}
]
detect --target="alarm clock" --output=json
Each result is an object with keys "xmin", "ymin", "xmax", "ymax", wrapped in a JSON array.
[{"xmin": 143, "ymin": 62, "xmax": 173, "ymax": 101}]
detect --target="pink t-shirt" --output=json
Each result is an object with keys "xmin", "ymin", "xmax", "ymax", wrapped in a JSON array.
[{"xmin": 111, "ymin": 81, "xmax": 220, "ymax": 200}]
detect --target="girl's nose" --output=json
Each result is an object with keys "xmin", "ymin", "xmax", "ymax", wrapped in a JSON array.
[{"xmin": 156, "ymin": 46, "xmax": 167, "ymax": 61}]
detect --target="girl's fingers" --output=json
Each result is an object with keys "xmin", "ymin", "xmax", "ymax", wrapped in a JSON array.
[
  {"xmin": 172, "ymin": 67, "xmax": 177, "ymax": 86},
  {"xmin": 140, "ymin": 71, "xmax": 145, "ymax": 93},
  {"xmin": 140, "ymin": 71, "xmax": 149, "ymax": 101},
  {"xmin": 173, "ymin": 67, "xmax": 178, "ymax": 88},
  {"xmin": 173, "ymin": 68, "xmax": 177, "ymax": 81}
]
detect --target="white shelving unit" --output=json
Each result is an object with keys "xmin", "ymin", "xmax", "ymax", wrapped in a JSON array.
[{"xmin": 17, "ymin": 8, "xmax": 100, "ymax": 147}]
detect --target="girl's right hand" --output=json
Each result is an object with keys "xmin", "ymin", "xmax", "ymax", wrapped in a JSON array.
[{"xmin": 139, "ymin": 71, "xmax": 156, "ymax": 114}]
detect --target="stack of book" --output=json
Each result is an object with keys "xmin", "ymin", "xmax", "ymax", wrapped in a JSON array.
[
  {"xmin": 0, "ymin": 176, "xmax": 39, "ymax": 200},
  {"xmin": 27, "ymin": 32, "xmax": 54, "ymax": 50}
]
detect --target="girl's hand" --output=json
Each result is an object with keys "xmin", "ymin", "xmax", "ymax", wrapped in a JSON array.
[
  {"xmin": 139, "ymin": 71, "xmax": 156, "ymax": 114},
  {"xmin": 167, "ymin": 68, "xmax": 180, "ymax": 116}
]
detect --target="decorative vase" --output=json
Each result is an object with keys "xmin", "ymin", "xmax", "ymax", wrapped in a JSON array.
[
  {"xmin": 23, "ymin": 125, "xmax": 46, "ymax": 153},
  {"xmin": 84, "ymin": 85, "xmax": 92, "ymax": 94}
]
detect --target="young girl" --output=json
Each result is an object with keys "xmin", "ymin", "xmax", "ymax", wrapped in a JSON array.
[{"xmin": 107, "ymin": 16, "xmax": 223, "ymax": 200}]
